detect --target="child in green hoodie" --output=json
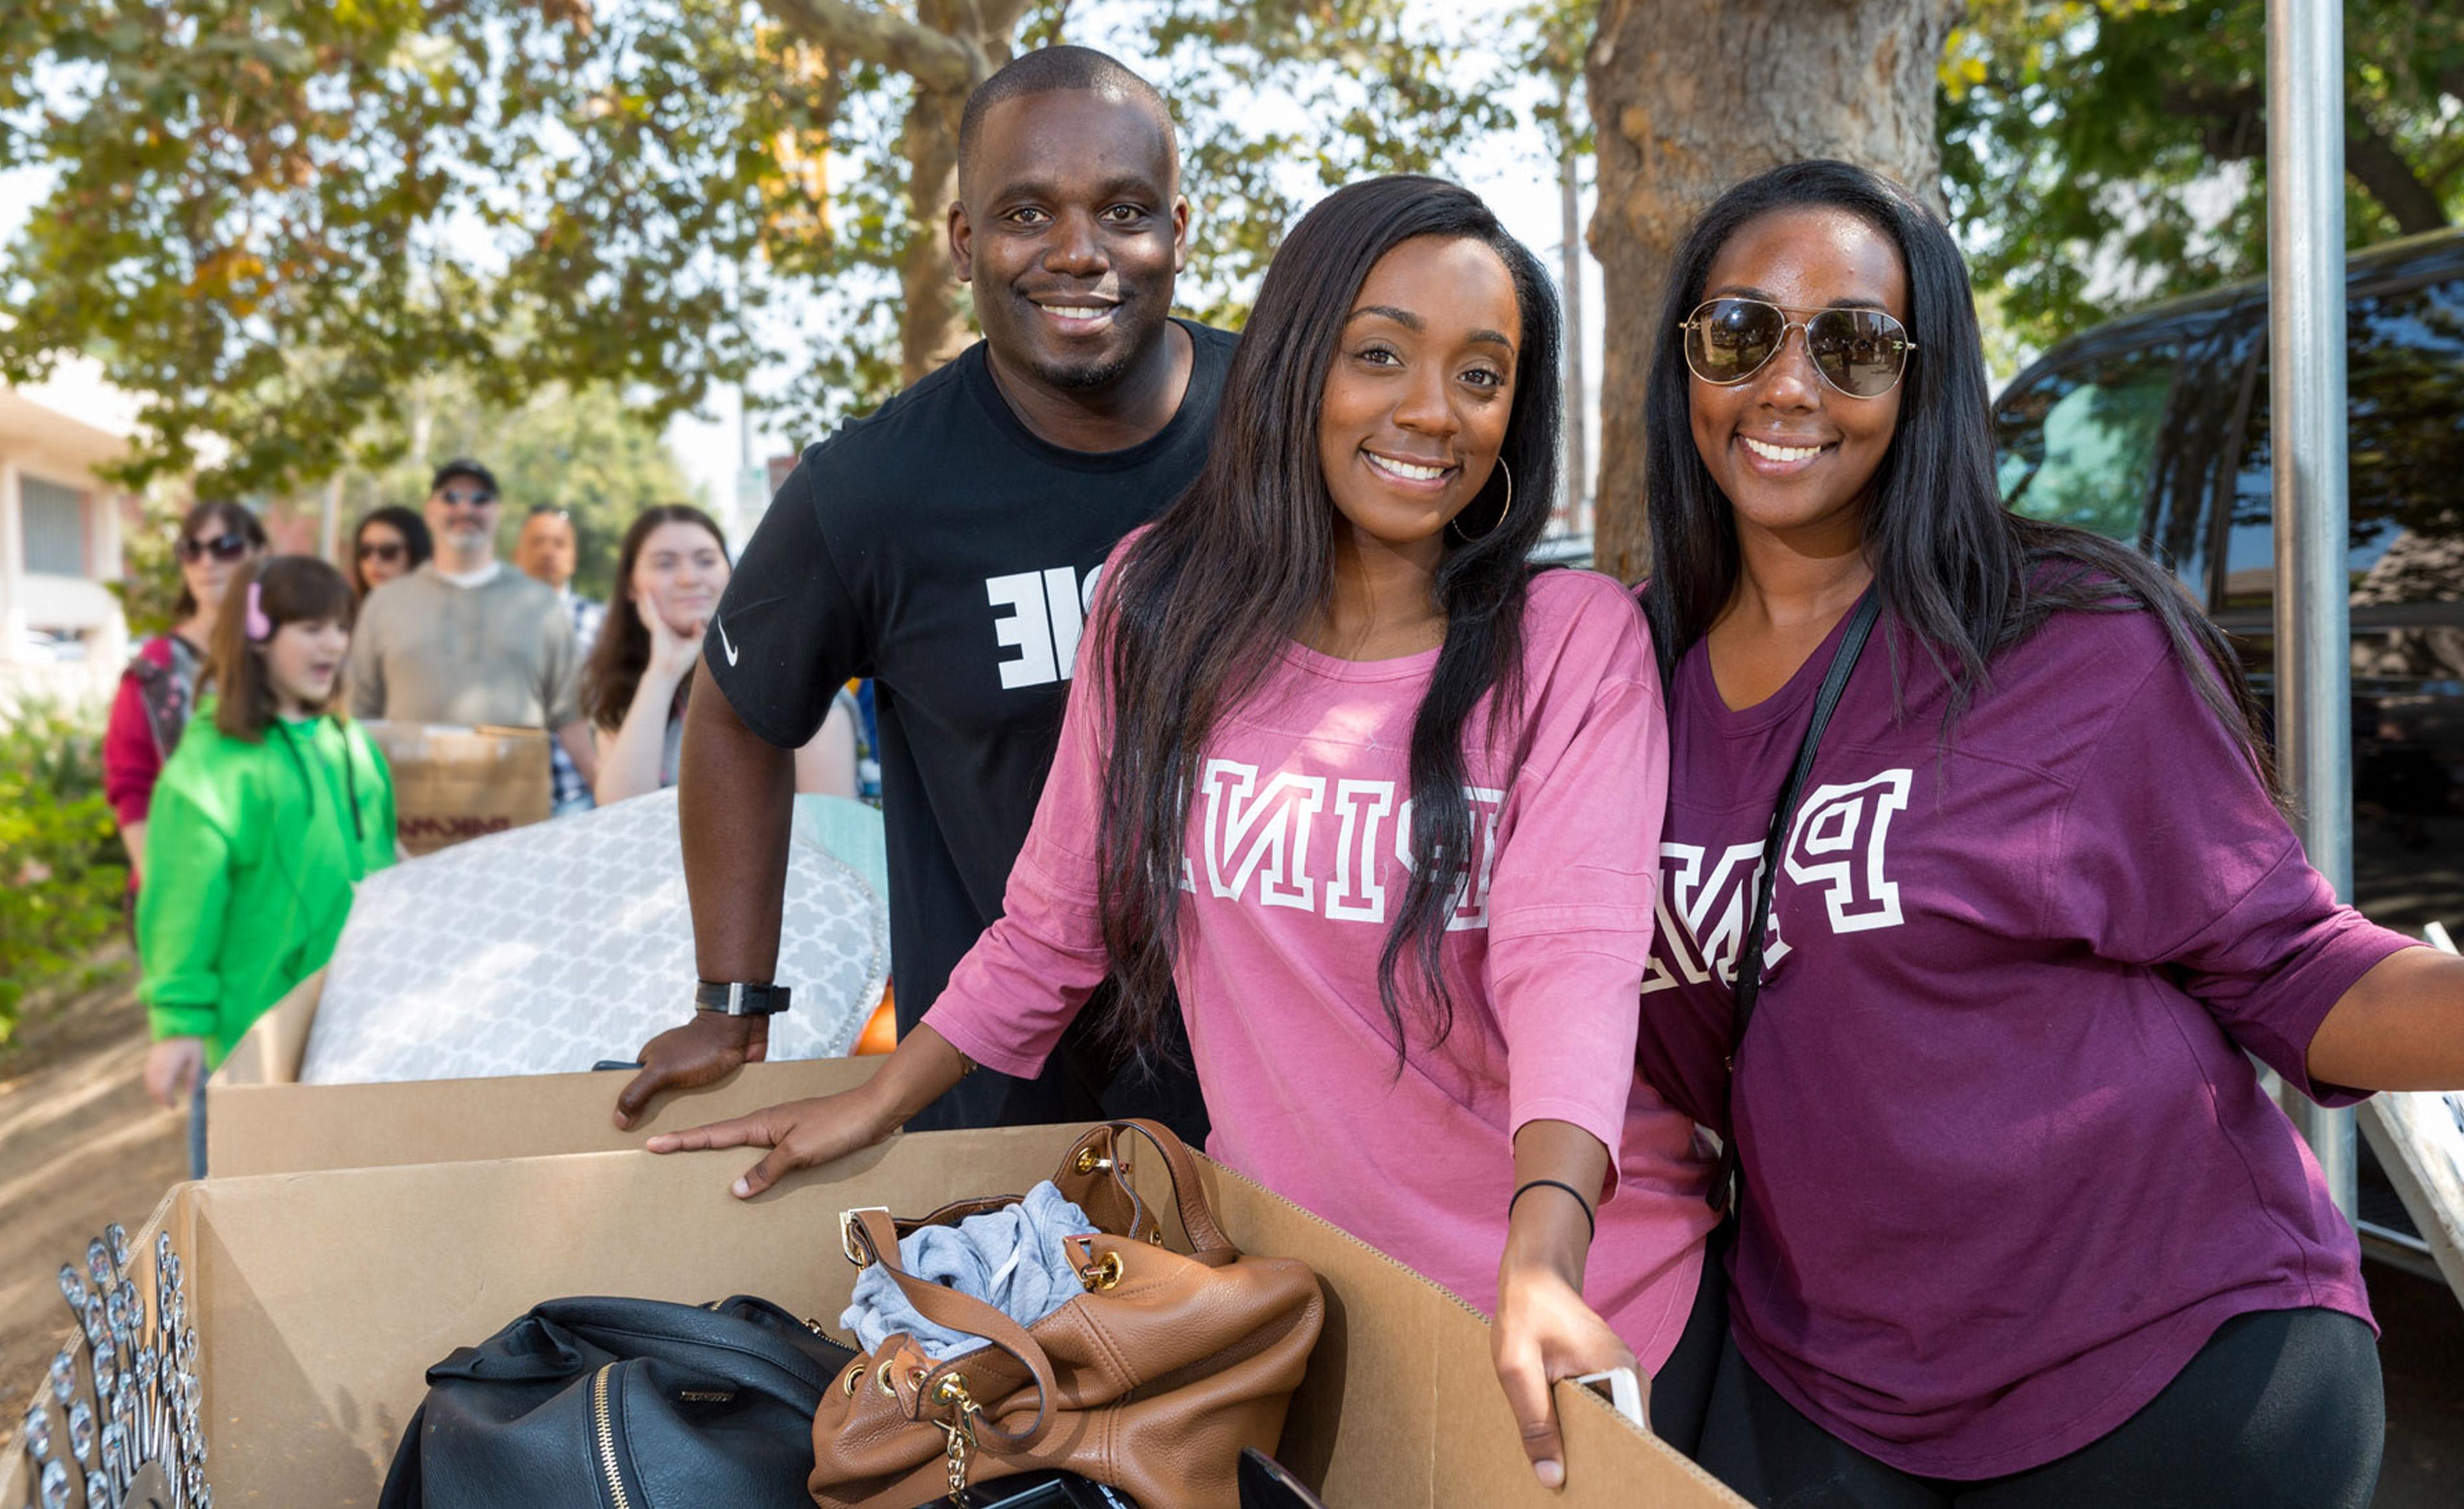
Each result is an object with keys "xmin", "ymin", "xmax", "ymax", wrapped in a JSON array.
[{"xmin": 139, "ymin": 554, "xmax": 397, "ymax": 1174}]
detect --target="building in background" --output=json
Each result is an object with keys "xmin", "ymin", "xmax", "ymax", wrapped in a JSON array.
[{"xmin": 0, "ymin": 372, "xmax": 135, "ymax": 706}]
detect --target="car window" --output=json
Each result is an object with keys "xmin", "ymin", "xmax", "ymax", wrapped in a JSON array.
[
  {"xmin": 2224, "ymin": 276, "xmax": 2464, "ymax": 610},
  {"xmin": 1994, "ymin": 345, "xmax": 2178, "ymax": 543}
]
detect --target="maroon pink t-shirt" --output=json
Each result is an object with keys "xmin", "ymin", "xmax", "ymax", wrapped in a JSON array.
[
  {"xmin": 1634, "ymin": 599, "xmax": 2416, "ymax": 1479},
  {"xmin": 928, "ymin": 569, "xmax": 1718, "ymax": 1369}
]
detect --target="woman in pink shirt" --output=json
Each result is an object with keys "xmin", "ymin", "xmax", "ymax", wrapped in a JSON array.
[{"xmin": 654, "ymin": 176, "xmax": 1719, "ymax": 1480}]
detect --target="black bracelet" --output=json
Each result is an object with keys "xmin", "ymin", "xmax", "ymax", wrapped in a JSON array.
[{"xmin": 1508, "ymin": 1178, "xmax": 1596, "ymax": 1242}]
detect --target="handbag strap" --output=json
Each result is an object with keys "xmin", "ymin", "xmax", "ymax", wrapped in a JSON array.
[
  {"xmin": 845, "ymin": 1209, "xmax": 1060, "ymax": 1450},
  {"xmin": 1712, "ymin": 589, "xmax": 1881, "ymax": 1213},
  {"xmin": 1084, "ymin": 1119, "xmax": 1237, "ymax": 1259}
]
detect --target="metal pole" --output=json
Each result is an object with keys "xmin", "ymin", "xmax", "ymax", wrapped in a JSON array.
[{"xmin": 2266, "ymin": 0, "xmax": 2354, "ymax": 1217}]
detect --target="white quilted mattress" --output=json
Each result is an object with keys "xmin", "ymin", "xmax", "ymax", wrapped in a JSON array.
[{"xmin": 299, "ymin": 787, "xmax": 886, "ymax": 1084}]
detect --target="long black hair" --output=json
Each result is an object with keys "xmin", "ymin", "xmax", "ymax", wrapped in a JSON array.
[
  {"xmin": 1641, "ymin": 159, "xmax": 2273, "ymax": 788},
  {"xmin": 1095, "ymin": 174, "xmax": 1563, "ymax": 1057}
]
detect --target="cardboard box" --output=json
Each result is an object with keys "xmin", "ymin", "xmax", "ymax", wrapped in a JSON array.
[
  {"xmin": 1, "ymin": 1130, "xmax": 1745, "ymax": 1507},
  {"xmin": 209, "ymin": 968, "xmax": 880, "ymax": 1177},
  {"xmin": 363, "ymin": 719, "xmax": 552, "ymax": 856}
]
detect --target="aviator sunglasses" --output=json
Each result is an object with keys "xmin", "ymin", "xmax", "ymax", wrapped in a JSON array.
[
  {"xmin": 1680, "ymin": 297, "xmax": 1916, "ymax": 398},
  {"xmin": 357, "ymin": 540, "xmax": 405, "ymax": 564},
  {"xmin": 177, "ymin": 531, "xmax": 254, "ymax": 564}
]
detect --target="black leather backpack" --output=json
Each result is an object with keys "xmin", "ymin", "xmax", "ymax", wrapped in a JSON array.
[{"xmin": 378, "ymin": 1294, "xmax": 856, "ymax": 1509}]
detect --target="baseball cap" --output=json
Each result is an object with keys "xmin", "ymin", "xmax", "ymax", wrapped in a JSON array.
[{"xmin": 429, "ymin": 458, "xmax": 499, "ymax": 497}]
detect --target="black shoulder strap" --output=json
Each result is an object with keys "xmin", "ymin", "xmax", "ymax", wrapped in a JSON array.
[{"xmin": 1712, "ymin": 588, "xmax": 1881, "ymax": 1212}]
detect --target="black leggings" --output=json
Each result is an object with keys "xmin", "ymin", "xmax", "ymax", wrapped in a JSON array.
[
  {"xmin": 1696, "ymin": 1307, "xmax": 2383, "ymax": 1509},
  {"xmin": 1648, "ymin": 1215, "xmax": 1732, "ymax": 1460}
]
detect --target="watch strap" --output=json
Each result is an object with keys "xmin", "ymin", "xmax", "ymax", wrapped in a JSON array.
[{"xmin": 694, "ymin": 980, "xmax": 792, "ymax": 1017}]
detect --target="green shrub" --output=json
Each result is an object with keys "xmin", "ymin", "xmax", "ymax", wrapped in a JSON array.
[{"xmin": 0, "ymin": 697, "xmax": 129, "ymax": 1043}]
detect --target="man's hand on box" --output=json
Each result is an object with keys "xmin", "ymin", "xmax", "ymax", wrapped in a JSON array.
[
  {"xmin": 646, "ymin": 1088, "xmax": 896, "ymax": 1198},
  {"xmin": 613, "ymin": 1010, "xmax": 768, "ymax": 1130}
]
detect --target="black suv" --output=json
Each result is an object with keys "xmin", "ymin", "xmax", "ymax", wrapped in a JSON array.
[{"xmin": 1993, "ymin": 228, "xmax": 2464, "ymax": 935}]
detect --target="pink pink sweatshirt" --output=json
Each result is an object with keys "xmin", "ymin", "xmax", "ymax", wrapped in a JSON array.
[{"xmin": 925, "ymin": 567, "xmax": 1717, "ymax": 1369}]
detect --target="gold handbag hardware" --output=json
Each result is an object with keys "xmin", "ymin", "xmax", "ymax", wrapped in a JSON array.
[
  {"xmin": 934, "ymin": 1374, "xmax": 980, "ymax": 1497},
  {"xmin": 840, "ymin": 1207, "xmax": 890, "ymax": 1267},
  {"xmin": 1072, "ymin": 1147, "xmax": 1128, "ymax": 1177},
  {"xmin": 1077, "ymin": 1250, "xmax": 1124, "ymax": 1293}
]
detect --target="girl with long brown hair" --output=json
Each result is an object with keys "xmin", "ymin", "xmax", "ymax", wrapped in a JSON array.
[{"xmin": 582, "ymin": 505, "xmax": 857, "ymax": 804}]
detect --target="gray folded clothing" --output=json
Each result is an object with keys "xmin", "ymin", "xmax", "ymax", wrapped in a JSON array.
[{"xmin": 842, "ymin": 1181, "xmax": 1098, "ymax": 1360}]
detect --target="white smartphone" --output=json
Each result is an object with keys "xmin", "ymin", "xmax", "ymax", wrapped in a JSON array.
[{"xmin": 1574, "ymin": 1366, "xmax": 1649, "ymax": 1431}]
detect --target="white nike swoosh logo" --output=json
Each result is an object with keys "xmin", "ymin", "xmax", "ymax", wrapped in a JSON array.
[{"xmin": 717, "ymin": 617, "xmax": 740, "ymax": 666}]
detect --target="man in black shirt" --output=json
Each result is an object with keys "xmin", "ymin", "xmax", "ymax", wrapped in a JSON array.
[{"xmin": 613, "ymin": 47, "xmax": 1226, "ymax": 1139}]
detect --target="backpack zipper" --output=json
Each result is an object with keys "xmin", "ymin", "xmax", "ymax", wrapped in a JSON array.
[{"xmin": 591, "ymin": 1363, "xmax": 635, "ymax": 1509}]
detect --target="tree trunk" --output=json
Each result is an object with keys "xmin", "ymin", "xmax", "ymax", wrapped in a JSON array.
[
  {"xmin": 760, "ymin": 0, "xmax": 1032, "ymax": 385},
  {"xmin": 1558, "ymin": 73, "xmax": 1590, "ymax": 534},
  {"xmin": 897, "ymin": 84, "xmax": 972, "ymax": 383},
  {"xmin": 1584, "ymin": 0, "xmax": 1961, "ymax": 582},
  {"xmin": 896, "ymin": 0, "xmax": 982, "ymax": 384}
]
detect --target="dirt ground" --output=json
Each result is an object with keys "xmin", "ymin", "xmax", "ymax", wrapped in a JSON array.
[
  {"xmin": 0, "ymin": 956, "xmax": 187, "ymax": 1452},
  {"xmin": 0, "ymin": 962, "xmax": 2458, "ymax": 1503}
]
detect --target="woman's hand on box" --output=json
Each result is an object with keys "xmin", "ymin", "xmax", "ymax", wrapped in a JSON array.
[
  {"xmin": 1491, "ymin": 1250, "xmax": 1639, "ymax": 1490},
  {"xmin": 1493, "ymin": 1119, "xmax": 1631, "ymax": 1488},
  {"xmin": 646, "ymin": 1087, "xmax": 899, "ymax": 1198},
  {"xmin": 145, "ymin": 1036, "xmax": 206, "ymax": 1110},
  {"xmin": 644, "ymin": 1023, "xmax": 972, "ymax": 1197}
]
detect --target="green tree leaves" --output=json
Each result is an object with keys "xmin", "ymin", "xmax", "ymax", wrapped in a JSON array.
[
  {"xmin": 0, "ymin": 699, "xmax": 127, "ymax": 1042},
  {"xmin": 3, "ymin": 1, "xmax": 1547, "ymax": 486},
  {"xmin": 2, "ymin": 0, "xmax": 815, "ymax": 496},
  {"xmin": 1945, "ymin": 0, "xmax": 2461, "ymax": 352}
]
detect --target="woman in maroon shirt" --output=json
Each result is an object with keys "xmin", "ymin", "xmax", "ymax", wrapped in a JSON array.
[
  {"xmin": 1633, "ymin": 159, "xmax": 2464, "ymax": 1507},
  {"xmin": 103, "ymin": 499, "xmax": 268, "ymax": 898}
]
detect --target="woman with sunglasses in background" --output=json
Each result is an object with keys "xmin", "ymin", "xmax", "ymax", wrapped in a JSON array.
[
  {"xmin": 104, "ymin": 500, "xmax": 269, "ymax": 902},
  {"xmin": 1631, "ymin": 158, "xmax": 2464, "ymax": 1508},
  {"xmin": 653, "ymin": 176, "xmax": 1723, "ymax": 1482},
  {"xmin": 137, "ymin": 556, "xmax": 397, "ymax": 1176},
  {"xmin": 349, "ymin": 505, "xmax": 432, "ymax": 599}
]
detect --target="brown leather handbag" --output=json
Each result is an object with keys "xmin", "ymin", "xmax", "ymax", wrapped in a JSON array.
[{"xmin": 808, "ymin": 1121, "xmax": 1324, "ymax": 1509}]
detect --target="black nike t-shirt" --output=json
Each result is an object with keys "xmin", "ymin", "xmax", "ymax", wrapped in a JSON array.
[{"xmin": 707, "ymin": 318, "xmax": 1235, "ymax": 1133}]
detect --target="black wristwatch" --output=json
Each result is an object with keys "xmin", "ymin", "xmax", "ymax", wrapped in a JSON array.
[{"xmin": 694, "ymin": 980, "xmax": 792, "ymax": 1017}]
